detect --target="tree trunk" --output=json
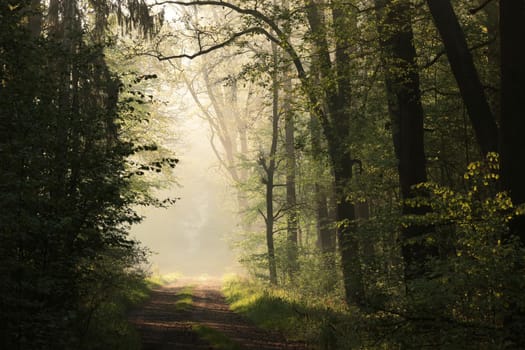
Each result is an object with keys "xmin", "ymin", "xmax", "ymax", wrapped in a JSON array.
[
  {"xmin": 500, "ymin": 2, "xmax": 525, "ymax": 345},
  {"xmin": 374, "ymin": 0, "xmax": 435, "ymax": 281},
  {"xmin": 263, "ymin": 40, "xmax": 282, "ymax": 285},
  {"xmin": 426, "ymin": 0, "xmax": 498, "ymax": 155},
  {"xmin": 284, "ymin": 77, "xmax": 299, "ymax": 278},
  {"xmin": 500, "ymin": 0, "xmax": 525, "ymax": 240},
  {"xmin": 306, "ymin": 5, "xmax": 336, "ymax": 258},
  {"xmin": 305, "ymin": 0, "xmax": 365, "ymax": 306},
  {"xmin": 333, "ymin": 155, "xmax": 365, "ymax": 305}
]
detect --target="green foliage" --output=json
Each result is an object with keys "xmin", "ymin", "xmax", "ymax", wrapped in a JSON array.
[
  {"xmin": 173, "ymin": 286, "xmax": 194, "ymax": 311},
  {"xmin": 226, "ymin": 153, "xmax": 525, "ymax": 349},
  {"xmin": 77, "ymin": 264, "xmax": 153, "ymax": 350},
  {"xmin": 0, "ymin": 2, "xmax": 171, "ymax": 348},
  {"xmin": 223, "ymin": 277, "xmax": 309, "ymax": 340},
  {"xmin": 223, "ymin": 275, "xmax": 348, "ymax": 347},
  {"xmin": 397, "ymin": 153, "xmax": 525, "ymax": 348}
]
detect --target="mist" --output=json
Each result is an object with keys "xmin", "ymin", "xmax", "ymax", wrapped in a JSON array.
[{"xmin": 130, "ymin": 113, "xmax": 241, "ymax": 277}]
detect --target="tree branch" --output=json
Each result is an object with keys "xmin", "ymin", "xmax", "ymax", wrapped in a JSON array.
[
  {"xmin": 422, "ymin": 37, "xmax": 496, "ymax": 69},
  {"xmin": 151, "ymin": 0, "xmax": 331, "ymax": 145},
  {"xmin": 469, "ymin": 0, "xmax": 495, "ymax": 15},
  {"xmin": 257, "ymin": 208, "xmax": 268, "ymax": 223},
  {"xmin": 147, "ymin": 27, "xmax": 276, "ymax": 60}
]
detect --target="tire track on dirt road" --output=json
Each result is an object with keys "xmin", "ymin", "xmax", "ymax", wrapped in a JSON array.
[{"xmin": 129, "ymin": 278, "xmax": 307, "ymax": 349}]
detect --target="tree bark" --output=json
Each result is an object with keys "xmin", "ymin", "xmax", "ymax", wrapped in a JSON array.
[
  {"xmin": 500, "ymin": 0, "xmax": 525, "ymax": 242},
  {"xmin": 500, "ymin": 5, "xmax": 525, "ymax": 347},
  {"xmin": 263, "ymin": 40, "xmax": 282, "ymax": 285},
  {"xmin": 374, "ymin": 0, "xmax": 436, "ymax": 281},
  {"xmin": 426, "ymin": 0, "xmax": 498, "ymax": 155},
  {"xmin": 305, "ymin": 0, "xmax": 365, "ymax": 306},
  {"xmin": 284, "ymin": 77, "xmax": 299, "ymax": 277}
]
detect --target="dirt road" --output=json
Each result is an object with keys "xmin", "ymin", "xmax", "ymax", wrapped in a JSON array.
[{"xmin": 129, "ymin": 278, "xmax": 306, "ymax": 350}]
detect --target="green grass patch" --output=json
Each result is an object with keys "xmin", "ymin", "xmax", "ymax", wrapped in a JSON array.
[
  {"xmin": 222, "ymin": 277, "xmax": 307, "ymax": 339},
  {"xmin": 147, "ymin": 271, "xmax": 184, "ymax": 286},
  {"xmin": 173, "ymin": 285, "xmax": 194, "ymax": 311},
  {"xmin": 221, "ymin": 275, "xmax": 352, "ymax": 349},
  {"xmin": 193, "ymin": 324, "xmax": 242, "ymax": 350}
]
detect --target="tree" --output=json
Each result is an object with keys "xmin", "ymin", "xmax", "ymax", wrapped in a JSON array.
[
  {"xmin": 499, "ymin": 0, "xmax": 525, "ymax": 346},
  {"xmin": 0, "ymin": 1, "xmax": 167, "ymax": 347},
  {"xmin": 149, "ymin": 0, "xmax": 367, "ymax": 304},
  {"xmin": 425, "ymin": 0, "xmax": 498, "ymax": 155},
  {"xmin": 373, "ymin": 0, "xmax": 440, "ymax": 289},
  {"xmin": 304, "ymin": 0, "xmax": 365, "ymax": 305}
]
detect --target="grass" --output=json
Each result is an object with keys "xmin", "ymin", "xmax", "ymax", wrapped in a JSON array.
[
  {"xmin": 221, "ymin": 277, "xmax": 305, "ymax": 334},
  {"xmin": 193, "ymin": 324, "xmax": 242, "ymax": 350},
  {"xmin": 173, "ymin": 285, "xmax": 194, "ymax": 311},
  {"xmin": 221, "ymin": 275, "xmax": 351, "ymax": 349}
]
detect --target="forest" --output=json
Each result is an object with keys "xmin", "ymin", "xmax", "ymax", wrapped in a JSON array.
[{"xmin": 1, "ymin": 0, "xmax": 525, "ymax": 349}]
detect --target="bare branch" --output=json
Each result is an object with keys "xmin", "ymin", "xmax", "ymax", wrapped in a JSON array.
[
  {"xmin": 208, "ymin": 127, "xmax": 229, "ymax": 171},
  {"xmin": 257, "ymin": 208, "xmax": 268, "ymax": 223},
  {"xmin": 469, "ymin": 0, "xmax": 495, "ymax": 15},
  {"xmin": 146, "ymin": 27, "xmax": 277, "ymax": 60},
  {"xmin": 422, "ymin": 37, "xmax": 496, "ymax": 69},
  {"xmin": 150, "ymin": 0, "xmax": 331, "ymax": 143}
]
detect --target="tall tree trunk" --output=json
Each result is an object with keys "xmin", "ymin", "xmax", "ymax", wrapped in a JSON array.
[
  {"xmin": 307, "ymin": 4, "xmax": 336, "ymax": 259},
  {"xmin": 482, "ymin": 0, "xmax": 501, "ymax": 121},
  {"xmin": 284, "ymin": 77, "xmax": 299, "ymax": 278},
  {"xmin": 374, "ymin": 0, "xmax": 435, "ymax": 281},
  {"xmin": 426, "ymin": 0, "xmax": 498, "ymax": 155},
  {"xmin": 279, "ymin": 0, "xmax": 298, "ymax": 279},
  {"xmin": 500, "ymin": 3, "xmax": 525, "ymax": 345},
  {"xmin": 261, "ymin": 40, "xmax": 282, "ymax": 285},
  {"xmin": 330, "ymin": 0, "xmax": 365, "ymax": 306},
  {"xmin": 305, "ymin": 0, "xmax": 365, "ymax": 306},
  {"xmin": 500, "ymin": 0, "xmax": 525, "ymax": 241}
]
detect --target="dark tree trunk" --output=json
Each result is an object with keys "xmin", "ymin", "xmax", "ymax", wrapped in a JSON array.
[
  {"xmin": 374, "ymin": 0, "xmax": 435, "ymax": 281},
  {"xmin": 310, "ymin": 114, "xmax": 336, "ymax": 256},
  {"xmin": 262, "ymin": 40, "xmax": 282, "ymax": 285},
  {"xmin": 333, "ymin": 155, "xmax": 365, "ymax": 305},
  {"xmin": 500, "ymin": 2, "xmax": 525, "ymax": 345},
  {"xmin": 500, "ymin": 0, "xmax": 525, "ymax": 242},
  {"xmin": 316, "ymin": 184, "xmax": 335, "ymax": 253},
  {"xmin": 284, "ymin": 84, "xmax": 299, "ymax": 277},
  {"xmin": 426, "ymin": 0, "xmax": 498, "ymax": 155},
  {"xmin": 482, "ymin": 0, "xmax": 501, "ymax": 120},
  {"xmin": 305, "ymin": 0, "xmax": 365, "ymax": 306}
]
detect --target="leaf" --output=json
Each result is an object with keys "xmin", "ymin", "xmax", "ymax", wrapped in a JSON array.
[{"xmin": 8, "ymin": 3, "xmax": 20, "ymax": 11}]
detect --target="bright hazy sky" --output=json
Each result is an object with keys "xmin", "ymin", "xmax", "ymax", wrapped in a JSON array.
[{"xmin": 130, "ymin": 113, "xmax": 241, "ymax": 277}]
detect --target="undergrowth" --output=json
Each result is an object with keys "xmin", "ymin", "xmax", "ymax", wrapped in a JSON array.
[
  {"xmin": 222, "ymin": 275, "xmax": 411, "ymax": 349},
  {"xmin": 80, "ymin": 273, "xmax": 161, "ymax": 350},
  {"xmin": 222, "ymin": 276, "xmax": 351, "ymax": 349}
]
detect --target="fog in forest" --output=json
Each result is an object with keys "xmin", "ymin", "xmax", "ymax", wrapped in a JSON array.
[{"xmin": 130, "ymin": 112, "xmax": 241, "ymax": 277}]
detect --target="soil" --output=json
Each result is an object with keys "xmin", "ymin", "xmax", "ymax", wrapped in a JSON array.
[{"xmin": 129, "ymin": 278, "xmax": 307, "ymax": 350}]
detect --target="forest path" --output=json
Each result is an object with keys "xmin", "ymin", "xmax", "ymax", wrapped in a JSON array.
[{"xmin": 129, "ymin": 277, "xmax": 306, "ymax": 350}]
